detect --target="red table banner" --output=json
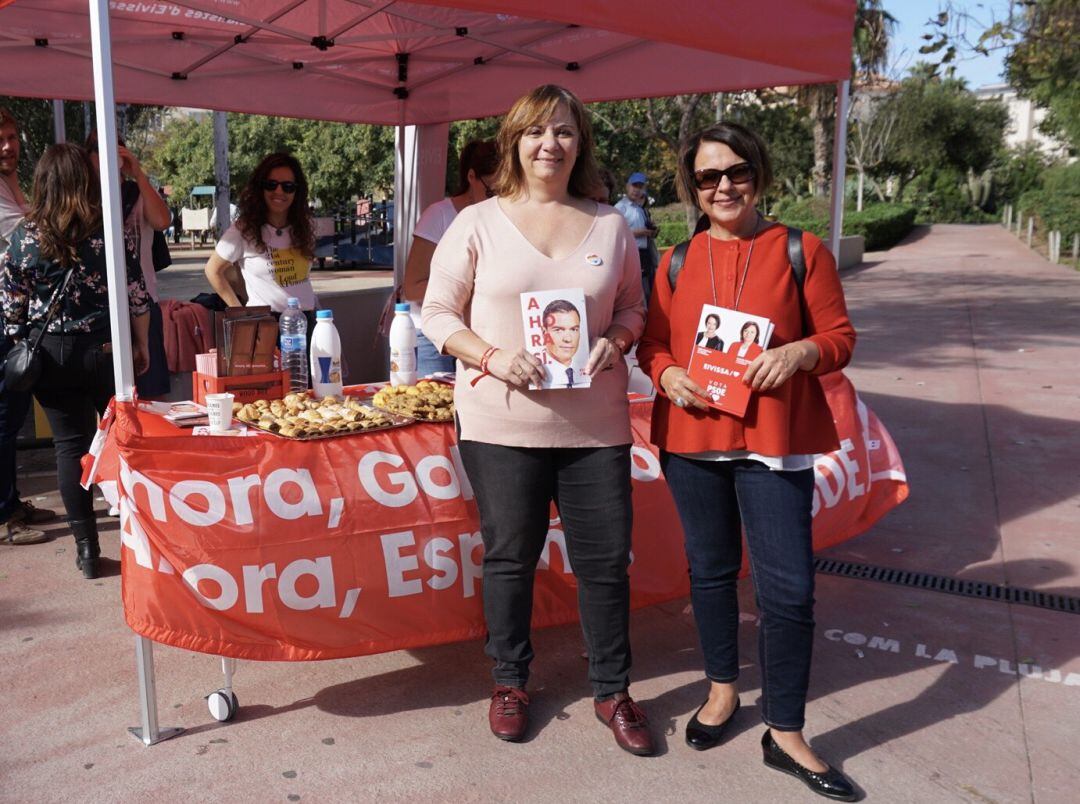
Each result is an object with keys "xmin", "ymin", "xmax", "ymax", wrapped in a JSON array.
[{"xmin": 86, "ymin": 373, "xmax": 907, "ymax": 661}]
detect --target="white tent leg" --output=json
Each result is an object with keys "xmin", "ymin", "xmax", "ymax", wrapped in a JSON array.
[
  {"xmin": 88, "ymin": 0, "xmax": 135, "ymax": 401},
  {"xmin": 128, "ymin": 636, "xmax": 183, "ymax": 746},
  {"xmin": 213, "ymin": 111, "xmax": 230, "ymax": 239},
  {"xmin": 52, "ymin": 100, "xmax": 65, "ymax": 143},
  {"xmin": 828, "ymin": 79, "xmax": 850, "ymax": 261},
  {"xmin": 393, "ymin": 122, "xmax": 451, "ymax": 289}
]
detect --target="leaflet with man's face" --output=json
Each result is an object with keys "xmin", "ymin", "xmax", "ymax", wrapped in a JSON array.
[{"xmin": 520, "ymin": 288, "xmax": 592, "ymax": 390}]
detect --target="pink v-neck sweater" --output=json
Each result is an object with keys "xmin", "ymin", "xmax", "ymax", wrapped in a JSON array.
[{"xmin": 422, "ymin": 198, "xmax": 645, "ymax": 448}]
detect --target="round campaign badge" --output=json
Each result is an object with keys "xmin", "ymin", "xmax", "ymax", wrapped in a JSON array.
[{"xmin": 585, "ymin": 254, "xmax": 603, "ymax": 266}]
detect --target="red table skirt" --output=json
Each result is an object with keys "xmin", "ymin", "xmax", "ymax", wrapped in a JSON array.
[{"xmin": 85, "ymin": 374, "xmax": 907, "ymax": 661}]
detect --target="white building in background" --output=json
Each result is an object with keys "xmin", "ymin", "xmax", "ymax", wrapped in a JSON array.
[{"xmin": 974, "ymin": 83, "xmax": 1070, "ymax": 158}]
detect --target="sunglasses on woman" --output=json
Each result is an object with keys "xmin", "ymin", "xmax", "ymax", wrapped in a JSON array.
[
  {"xmin": 261, "ymin": 179, "xmax": 298, "ymax": 193},
  {"xmin": 693, "ymin": 163, "xmax": 755, "ymax": 190}
]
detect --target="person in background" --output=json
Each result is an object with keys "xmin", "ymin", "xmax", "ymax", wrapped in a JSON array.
[
  {"xmin": 1, "ymin": 144, "xmax": 151, "ymax": 578},
  {"xmin": 86, "ymin": 131, "xmax": 172, "ymax": 399},
  {"xmin": 637, "ymin": 121, "xmax": 856, "ymax": 800},
  {"xmin": 402, "ymin": 140, "xmax": 497, "ymax": 376},
  {"xmin": 423, "ymin": 84, "xmax": 650, "ymax": 756},
  {"xmin": 0, "ymin": 106, "xmax": 57, "ymax": 545},
  {"xmin": 614, "ymin": 171, "xmax": 659, "ymax": 307},
  {"xmin": 204, "ymin": 152, "xmax": 317, "ymax": 317},
  {"xmin": 589, "ymin": 166, "xmax": 617, "ymax": 205}
]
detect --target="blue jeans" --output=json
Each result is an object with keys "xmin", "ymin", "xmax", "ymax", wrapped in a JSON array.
[
  {"xmin": 660, "ymin": 452, "xmax": 816, "ymax": 731},
  {"xmin": 416, "ymin": 330, "xmax": 455, "ymax": 376},
  {"xmin": 0, "ymin": 335, "xmax": 33, "ymax": 524},
  {"xmin": 457, "ymin": 440, "xmax": 634, "ymax": 698}
]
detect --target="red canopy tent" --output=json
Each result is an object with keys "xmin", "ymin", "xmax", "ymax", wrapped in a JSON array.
[
  {"xmin": 0, "ymin": 0, "xmax": 858, "ymax": 745},
  {"xmin": 0, "ymin": 1, "xmax": 853, "ymax": 123}
]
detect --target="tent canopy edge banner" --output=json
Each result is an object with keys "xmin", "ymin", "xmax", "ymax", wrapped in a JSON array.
[{"xmin": 0, "ymin": 0, "xmax": 855, "ymax": 125}]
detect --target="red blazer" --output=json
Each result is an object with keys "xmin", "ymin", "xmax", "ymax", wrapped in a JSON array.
[
  {"xmin": 728, "ymin": 341, "xmax": 763, "ymax": 360},
  {"xmin": 637, "ymin": 225, "xmax": 855, "ymax": 456}
]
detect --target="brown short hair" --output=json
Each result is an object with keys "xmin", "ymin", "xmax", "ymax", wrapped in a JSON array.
[
  {"xmin": 492, "ymin": 84, "xmax": 600, "ymax": 200},
  {"xmin": 0, "ymin": 106, "xmax": 17, "ymax": 132},
  {"xmin": 454, "ymin": 140, "xmax": 499, "ymax": 196},
  {"xmin": 676, "ymin": 122, "xmax": 773, "ymax": 210}
]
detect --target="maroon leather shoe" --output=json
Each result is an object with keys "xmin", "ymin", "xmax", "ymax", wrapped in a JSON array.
[
  {"xmin": 489, "ymin": 685, "xmax": 529, "ymax": 742},
  {"xmin": 594, "ymin": 694, "xmax": 654, "ymax": 756}
]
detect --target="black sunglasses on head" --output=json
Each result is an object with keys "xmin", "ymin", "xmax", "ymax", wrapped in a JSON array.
[
  {"xmin": 693, "ymin": 163, "xmax": 755, "ymax": 190},
  {"xmin": 262, "ymin": 179, "xmax": 298, "ymax": 193}
]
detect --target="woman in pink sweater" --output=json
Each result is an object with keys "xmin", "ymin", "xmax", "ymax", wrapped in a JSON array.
[{"xmin": 422, "ymin": 85, "xmax": 649, "ymax": 755}]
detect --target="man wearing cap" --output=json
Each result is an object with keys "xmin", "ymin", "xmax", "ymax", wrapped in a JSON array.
[
  {"xmin": 0, "ymin": 106, "xmax": 58, "ymax": 545},
  {"xmin": 614, "ymin": 172, "xmax": 659, "ymax": 308}
]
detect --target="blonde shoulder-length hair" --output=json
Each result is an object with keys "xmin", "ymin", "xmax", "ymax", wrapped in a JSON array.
[{"xmin": 491, "ymin": 84, "xmax": 600, "ymax": 200}]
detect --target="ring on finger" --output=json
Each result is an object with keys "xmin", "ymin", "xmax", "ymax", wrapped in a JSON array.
[{"xmin": 674, "ymin": 396, "xmax": 686, "ymax": 408}]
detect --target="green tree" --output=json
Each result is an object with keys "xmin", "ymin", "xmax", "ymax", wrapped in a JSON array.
[
  {"xmin": 922, "ymin": 1, "xmax": 1079, "ymax": 151},
  {"xmin": 799, "ymin": 0, "xmax": 897, "ymax": 196},
  {"xmin": 147, "ymin": 112, "xmax": 396, "ymax": 208},
  {"xmin": 879, "ymin": 68, "xmax": 1008, "ymax": 220},
  {"xmin": 1004, "ymin": 1, "xmax": 1079, "ymax": 150},
  {"xmin": 0, "ymin": 97, "xmax": 92, "ymax": 189},
  {"xmin": 730, "ymin": 93, "xmax": 814, "ymax": 207}
]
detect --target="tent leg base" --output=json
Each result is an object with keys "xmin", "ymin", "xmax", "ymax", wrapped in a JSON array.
[{"xmin": 128, "ymin": 726, "xmax": 184, "ymax": 746}]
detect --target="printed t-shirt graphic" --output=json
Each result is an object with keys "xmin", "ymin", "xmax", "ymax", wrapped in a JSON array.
[
  {"xmin": 215, "ymin": 224, "xmax": 317, "ymax": 312},
  {"xmin": 269, "ymin": 246, "xmax": 310, "ymax": 288}
]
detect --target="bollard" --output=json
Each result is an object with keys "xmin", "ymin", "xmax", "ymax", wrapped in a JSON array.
[
  {"xmin": 1016, "ymin": 212, "xmax": 1022, "ymax": 236},
  {"xmin": 1073, "ymin": 234, "xmax": 1079, "ymax": 265},
  {"xmin": 1050, "ymin": 231, "xmax": 1059, "ymax": 263},
  {"xmin": 1027, "ymin": 217, "xmax": 1034, "ymax": 247}
]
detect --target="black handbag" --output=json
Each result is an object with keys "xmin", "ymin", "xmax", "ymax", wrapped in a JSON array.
[
  {"xmin": 3, "ymin": 266, "xmax": 77, "ymax": 393},
  {"xmin": 151, "ymin": 229, "xmax": 172, "ymax": 272}
]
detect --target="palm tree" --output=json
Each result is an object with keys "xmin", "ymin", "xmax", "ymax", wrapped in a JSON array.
[{"xmin": 800, "ymin": 0, "xmax": 896, "ymax": 197}]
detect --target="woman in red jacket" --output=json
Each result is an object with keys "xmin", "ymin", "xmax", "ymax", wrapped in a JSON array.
[{"xmin": 637, "ymin": 122, "xmax": 857, "ymax": 801}]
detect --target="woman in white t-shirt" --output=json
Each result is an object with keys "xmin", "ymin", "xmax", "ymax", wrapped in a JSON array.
[
  {"xmin": 403, "ymin": 140, "xmax": 498, "ymax": 375},
  {"xmin": 204, "ymin": 152, "xmax": 317, "ymax": 313}
]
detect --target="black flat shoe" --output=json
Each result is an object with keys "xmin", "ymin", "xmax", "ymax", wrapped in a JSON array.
[
  {"xmin": 761, "ymin": 730, "xmax": 857, "ymax": 801},
  {"xmin": 685, "ymin": 698, "xmax": 740, "ymax": 751}
]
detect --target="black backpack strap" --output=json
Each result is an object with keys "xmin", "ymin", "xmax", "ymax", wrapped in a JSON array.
[
  {"xmin": 786, "ymin": 226, "xmax": 808, "ymax": 336},
  {"xmin": 667, "ymin": 239, "xmax": 691, "ymax": 291}
]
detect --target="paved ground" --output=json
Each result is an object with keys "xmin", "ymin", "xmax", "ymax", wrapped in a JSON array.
[
  {"xmin": 2, "ymin": 224, "xmax": 1078, "ymax": 803},
  {"xmin": 154, "ymin": 248, "xmax": 394, "ymax": 302}
]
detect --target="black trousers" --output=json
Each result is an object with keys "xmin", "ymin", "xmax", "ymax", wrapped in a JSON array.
[
  {"xmin": 457, "ymin": 440, "xmax": 634, "ymax": 699},
  {"xmin": 32, "ymin": 330, "xmax": 114, "ymax": 524}
]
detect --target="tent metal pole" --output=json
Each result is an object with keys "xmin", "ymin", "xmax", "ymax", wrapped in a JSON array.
[
  {"xmin": 828, "ymin": 79, "xmax": 850, "ymax": 261},
  {"xmin": 393, "ymin": 122, "xmax": 417, "ymax": 291},
  {"xmin": 87, "ymin": 1, "xmax": 181, "ymax": 746},
  {"xmin": 213, "ymin": 111, "xmax": 230, "ymax": 237},
  {"xmin": 51, "ymin": 100, "xmax": 65, "ymax": 143},
  {"xmin": 88, "ymin": 0, "xmax": 135, "ymax": 402},
  {"xmin": 128, "ymin": 636, "xmax": 183, "ymax": 746}
]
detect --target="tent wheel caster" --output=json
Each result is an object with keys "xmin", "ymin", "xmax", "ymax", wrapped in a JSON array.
[{"xmin": 206, "ymin": 689, "xmax": 239, "ymax": 722}]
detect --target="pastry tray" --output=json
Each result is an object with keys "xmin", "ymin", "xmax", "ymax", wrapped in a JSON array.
[{"xmin": 240, "ymin": 403, "xmax": 415, "ymax": 440}]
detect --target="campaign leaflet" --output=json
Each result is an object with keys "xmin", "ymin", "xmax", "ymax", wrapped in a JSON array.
[
  {"xmin": 519, "ymin": 288, "xmax": 592, "ymax": 390},
  {"xmin": 685, "ymin": 304, "xmax": 773, "ymax": 417}
]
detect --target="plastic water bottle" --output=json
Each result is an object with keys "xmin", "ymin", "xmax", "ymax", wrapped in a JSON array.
[
  {"xmin": 279, "ymin": 297, "xmax": 308, "ymax": 394},
  {"xmin": 309, "ymin": 309, "xmax": 343, "ymax": 399},
  {"xmin": 388, "ymin": 302, "xmax": 417, "ymax": 386}
]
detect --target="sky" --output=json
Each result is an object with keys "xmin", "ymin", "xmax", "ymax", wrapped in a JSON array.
[{"xmin": 885, "ymin": 0, "xmax": 1011, "ymax": 89}]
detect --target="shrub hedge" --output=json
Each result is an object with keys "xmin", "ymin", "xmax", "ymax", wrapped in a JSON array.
[
  {"xmin": 1017, "ymin": 163, "xmax": 1080, "ymax": 240},
  {"xmin": 778, "ymin": 200, "xmax": 917, "ymax": 251},
  {"xmin": 650, "ymin": 200, "xmax": 917, "ymax": 252}
]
